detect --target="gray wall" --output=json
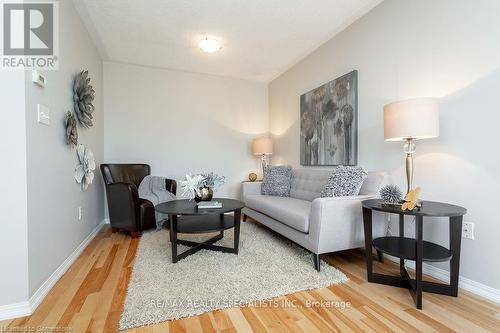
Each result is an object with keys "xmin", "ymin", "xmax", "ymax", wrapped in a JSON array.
[
  {"xmin": 104, "ymin": 61, "xmax": 269, "ymax": 199},
  {"xmin": 24, "ymin": 0, "xmax": 104, "ymax": 296},
  {"xmin": 269, "ymin": 0, "xmax": 500, "ymax": 289},
  {"xmin": 0, "ymin": 72, "xmax": 29, "ymax": 306}
]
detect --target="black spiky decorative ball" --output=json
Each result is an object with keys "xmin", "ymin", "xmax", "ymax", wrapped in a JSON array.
[{"xmin": 380, "ymin": 184, "xmax": 403, "ymax": 204}]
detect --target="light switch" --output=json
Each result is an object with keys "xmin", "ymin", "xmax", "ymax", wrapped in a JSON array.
[{"xmin": 37, "ymin": 104, "xmax": 50, "ymax": 125}]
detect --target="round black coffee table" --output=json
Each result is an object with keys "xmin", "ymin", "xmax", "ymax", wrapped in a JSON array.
[
  {"xmin": 155, "ymin": 198, "xmax": 245, "ymax": 263},
  {"xmin": 362, "ymin": 199, "xmax": 467, "ymax": 309}
]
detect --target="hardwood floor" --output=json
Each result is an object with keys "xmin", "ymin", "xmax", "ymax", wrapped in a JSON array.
[{"xmin": 1, "ymin": 222, "xmax": 499, "ymax": 333}]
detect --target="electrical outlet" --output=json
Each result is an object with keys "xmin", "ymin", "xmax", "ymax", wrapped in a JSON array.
[
  {"xmin": 462, "ymin": 221, "xmax": 474, "ymax": 240},
  {"xmin": 78, "ymin": 207, "xmax": 83, "ymax": 220}
]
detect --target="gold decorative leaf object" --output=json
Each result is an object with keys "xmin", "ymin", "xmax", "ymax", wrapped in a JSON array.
[{"xmin": 401, "ymin": 187, "xmax": 421, "ymax": 211}]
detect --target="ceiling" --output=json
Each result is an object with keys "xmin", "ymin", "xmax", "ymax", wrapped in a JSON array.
[{"xmin": 76, "ymin": 0, "xmax": 382, "ymax": 82}]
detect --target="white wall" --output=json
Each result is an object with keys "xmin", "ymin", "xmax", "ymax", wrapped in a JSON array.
[
  {"xmin": 269, "ymin": 0, "xmax": 500, "ymax": 290},
  {"xmin": 104, "ymin": 62, "xmax": 268, "ymax": 198},
  {"xmin": 24, "ymin": 0, "xmax": 104, "ymax": 296},
  {"xmin": 0, "ymin": 72, "xmax": 29, "ymax": 306}
]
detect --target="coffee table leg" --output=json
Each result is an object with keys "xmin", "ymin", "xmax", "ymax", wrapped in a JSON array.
[
  {"xmin": 168, "ymin": 214, "xmax": 173, "ymax": 243},
  {"xmin": 170, "ymin": 214, "xmax": 178, "ymax": 263},
  {"xmin": 220, "ymin": 214, "xmax": 225, "ymax": 238},
  {"xmin": 233, "ymin": 209, "xmax": 241, "ymax": 254}
]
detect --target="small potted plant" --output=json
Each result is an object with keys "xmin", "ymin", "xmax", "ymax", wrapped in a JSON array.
[{"xmin": 180, "ymin": 172, "xmax": 226, "ymax": 202}]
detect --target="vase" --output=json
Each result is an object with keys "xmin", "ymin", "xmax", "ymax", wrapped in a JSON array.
[{"xmin": 194, "ymin": 186, "xmax": 213, "ymax": 203}]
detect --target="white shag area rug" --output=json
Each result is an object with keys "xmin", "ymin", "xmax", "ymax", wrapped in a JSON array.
[{"xmin": 119, "ymin": 221, "xmax": 347, "ymax": 330}]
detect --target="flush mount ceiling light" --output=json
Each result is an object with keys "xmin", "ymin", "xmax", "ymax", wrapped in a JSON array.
[{"xmin": 199, "ymin": 37, "xmax": 221, "ymax": 53}]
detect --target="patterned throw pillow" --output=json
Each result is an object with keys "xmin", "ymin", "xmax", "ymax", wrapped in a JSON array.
[
  {"xmin": 321, "ymin": 166, "xmax": 368, "ymax": 197},
  {"xmin": 261, "ymin": 165, "xmax": 293, "ymax": 197}
]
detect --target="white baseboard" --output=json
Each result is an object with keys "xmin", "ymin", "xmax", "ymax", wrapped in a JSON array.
[
  {"xmin": 386, "ymin": 255, "xmax": 500, "ymax": 304},
  {"xmin": 28, "ymin": 219, "xmax": 106, "ymax": 311},
  {"xmin": 0, "ymin": 302, "xmax": 31, "ymax": 322},
  {"xmin": 103, "ymin": 218, "xmax": 110, "ymax": 224},
  {"xmin": 0, "ymin": 220, "xmax": 105, "ymax": 321}
]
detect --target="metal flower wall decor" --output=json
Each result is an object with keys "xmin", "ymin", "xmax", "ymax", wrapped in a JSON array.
[
  {"xmin": 74, "ymin": 144, "xmax": 96, "ymax": 191},
  {"xmin": 64, "ymin": 111, "xmax": 78, "ymax": 147},
  {"xmin": 73, "ymin": 70, "xmax": 95, "ymax": 127}
]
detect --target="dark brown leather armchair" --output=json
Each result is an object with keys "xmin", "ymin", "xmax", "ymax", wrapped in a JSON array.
[{"xmin": 100, "ymin": 164, "xmax": 177, "ymax": 237}]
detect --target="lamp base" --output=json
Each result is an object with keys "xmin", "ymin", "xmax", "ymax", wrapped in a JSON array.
[
  {"xmin": 404, "ymin": 138, "xmax": 415, "ymax": 194},
  {"xmin": 261, "ymin": 154, "xmax": 268, "ymax": 175}
]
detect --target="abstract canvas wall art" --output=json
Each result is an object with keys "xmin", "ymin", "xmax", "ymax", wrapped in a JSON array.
[{"xmin": 300, "ymin": 70, "xmax": 358, "ymax": 166}]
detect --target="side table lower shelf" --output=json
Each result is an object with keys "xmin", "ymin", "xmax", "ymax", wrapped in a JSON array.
[{"xmin": 372, "ymin": 237, "xmax": 452, "ymax": 262}]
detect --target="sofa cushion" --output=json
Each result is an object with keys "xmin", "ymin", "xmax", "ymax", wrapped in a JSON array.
[
  {"xmin": 360, "ymin": 171, "xmax": 388, "ymax": 195},
  {"xmin": 245, "ymin": 195, "xmax": 311, "ymax": 233},
  {"xmin": 321, "ymin": 166, "xmax": 367, "ymax": 197},
  {"xmin": 261, "ymin": 165, "xmax": 293, "ymax": 197},
  {"xmin": 290, "ymin": 169, "xmax": 331, "ymax": 201}
]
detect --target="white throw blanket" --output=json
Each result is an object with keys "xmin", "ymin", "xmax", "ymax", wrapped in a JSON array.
[{"xmin": 138, "ymin": 175, "xmax": 176, "ymax": 230}]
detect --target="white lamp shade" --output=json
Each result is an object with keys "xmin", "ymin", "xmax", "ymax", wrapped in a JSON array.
[
  {"xmin": 384, "ymin": 98, "xmax": 439, "ymax": 141},
  {"xmin": 252, "ymin": 137, "xmax": 273, "ymax": 155}
]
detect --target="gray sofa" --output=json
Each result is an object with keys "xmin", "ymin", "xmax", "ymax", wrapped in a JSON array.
[{"xmin": 241, "ymin": 168, "xmax": 388, "ymax": 271}]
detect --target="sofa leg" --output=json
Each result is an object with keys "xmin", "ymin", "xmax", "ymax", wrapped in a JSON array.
[
  {"xmin": 376, "ymin": 249, "xmax": 384, "ymax": 263},
  {"xmin": 313, "ymin": 254, "xmax": 320, "ymax": 272},
  {"xmin": 111, "ymin": 227, "xmax": 119, "ymax": 233},
  {"xmin": 242, "ymin": 214, "xmax": 247, "ymax": 222},
  {"xmin": 130, "ymin": 231, "xmax": 141, "ymax": 238}
]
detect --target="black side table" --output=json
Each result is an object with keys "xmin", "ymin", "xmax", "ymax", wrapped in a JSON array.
[{"xmin": 362, "ymin": 199, "xmax": 467, "ymax": 309}]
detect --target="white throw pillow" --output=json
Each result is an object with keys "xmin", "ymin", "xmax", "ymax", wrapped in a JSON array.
[
  {"xmin": 321, "ymin": 166, "xmax": 368, "ymax": 197},
  {"xmin": 261, "ymin": 165, "xmax": 293, "ymax": 197}
]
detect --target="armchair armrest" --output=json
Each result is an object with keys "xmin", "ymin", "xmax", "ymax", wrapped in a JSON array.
[
  {"xmin": 308, "ymin": 194, "xmax": 377, "ymax": 253},
  {"xmin": 108, "ymin": 182, "xmax": 140, "ymax": 203},
  {"xmin": 165, "ymin": 178, "xmax": 177, "ymax": 196},
  {"xmin": 242, "ymin": 181, "xmax": 262, "ymax": 201},
  {"xmin": 106, "ymin": 182, "xmax": 141, "ymax": 231}
]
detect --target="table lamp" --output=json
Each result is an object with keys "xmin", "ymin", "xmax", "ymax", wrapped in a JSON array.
[
  {"xmin": 252, "ymin": 137, "xmax": 273, "ymax": 173},
  {"xmin": 384, "ymin": 98, "xmax": 439, "ymax": 194}
]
